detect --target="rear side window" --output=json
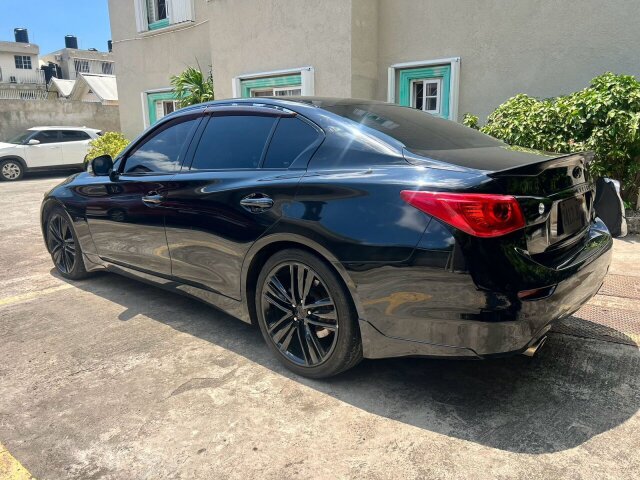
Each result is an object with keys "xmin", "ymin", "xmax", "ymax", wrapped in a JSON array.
[
  {"xmin": 59, "ymin": 130, "xmax": 91, "ymax": 142},
  {"xmin": 263, "ymin": 117, "xmax": 320, "ymax": 169},
  {"xmin": 191, "ymin": 115, "xmax": 277, "ymax": 170},
  {"xmin": 32, "ymin": 130, "xmax": 59, "ymax": 144},
  {"xmin": 123, "ymin": 118, "xmax": 198, "ymax": 174}
]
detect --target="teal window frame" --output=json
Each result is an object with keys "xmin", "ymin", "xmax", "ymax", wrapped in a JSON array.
[
  {"xmin": 147, "ymin": 91, "xmax": 178, "ymax": 126},
  {"xmin": 398, "ymin": 65, "xmax": 451, "ymax": 119},
  {"xmin": 148, "ymin": 18, "xmax": 170, "ymax": 30},
  {"xmin": 240, "ymin": 74, "xmax": 302, "ymax": 98}
]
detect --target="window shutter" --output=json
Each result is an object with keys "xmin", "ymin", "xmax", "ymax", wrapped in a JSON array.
[
  {"xmin": 133, "ymin": 0, "xmax": 148, "ymax": 32},
  {"xmin": 168, "ymin": 0, "xmax": 194, "ymax": 25}
]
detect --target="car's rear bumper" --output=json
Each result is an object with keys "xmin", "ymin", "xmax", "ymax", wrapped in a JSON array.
[{"xmin": 352, "ymin": 219, "xmax": 612, "ymax": 360}]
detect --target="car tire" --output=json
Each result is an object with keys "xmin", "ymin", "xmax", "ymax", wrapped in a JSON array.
[
  {"xmin": 0, "ymin": 159, "xmax": 24, "ymax": 181},
  {"xmin": 255, "ymin": 249, "xmax": 362, "ymax": 378},
  {"xmin": 45, "ymin": 207, "xmax": 91, "ymax": 280}
]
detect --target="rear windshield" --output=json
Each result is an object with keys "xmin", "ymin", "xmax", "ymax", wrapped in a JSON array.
[{"xmin": 323, "ymin": 103, "xmax": 503, "ymax": 151}]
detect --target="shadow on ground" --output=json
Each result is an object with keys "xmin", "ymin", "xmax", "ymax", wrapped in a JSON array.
[{"xmin": 61, "ymin": 270, "xmax": 640, "ymax": 455}]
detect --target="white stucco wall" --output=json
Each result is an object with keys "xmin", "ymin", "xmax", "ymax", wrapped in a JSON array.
[
  {"xmin": 208, "ymin": 0, "xmax": 353, "ymax": 100},
  {"xmin": 377, "ymin": 0, "xmax": 640, "ymax": 121},
  {"xmin": 109, "ymin": 0, "xmax": 640, "ymax": 137},
  {"xmin": 108, "ymin": 0, "xmax": 212, "ymax": 138}
]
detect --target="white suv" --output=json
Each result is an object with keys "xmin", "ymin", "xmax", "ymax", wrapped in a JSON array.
[{"xmin": 0, "ymin": 126, "xmax": 101, "ymax": 181}]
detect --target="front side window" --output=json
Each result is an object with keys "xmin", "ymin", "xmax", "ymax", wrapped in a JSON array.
[
  {"xmin": 191, "ymin": 115, "xmax": 277, "ymax": 170},
  {"xmin": 59, "ymin": 130, "xmax": 91, "ymax": 142},
  {"xmin": 32, "ymin": 131, "xmax": 60, "ymax": 144},
  {"xmin": 123, "ymin": 117, "xmax": 198, "ymax": 174},
  {"xmin": 263, "ymin": 118, "xmax": 320, "ymax": 169},
  {"xmin": 14, "ymin": 55, "xmax": 32, "ymax": 69}
]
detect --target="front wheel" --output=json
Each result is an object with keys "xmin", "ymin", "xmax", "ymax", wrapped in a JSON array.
[
  {"xmin": 255, "ymin": 249, "xmax": 362, "ymax": 378},
  {"xmin": 0, "ymin": 159, "xmax": 24, "ymax": 181},
  {"xmin": 46, "ymin": 208, "xmax": 90, "ymax": 280}
]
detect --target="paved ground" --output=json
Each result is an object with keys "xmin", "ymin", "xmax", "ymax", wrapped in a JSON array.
[{"xmin": 1, "ymin": 174, "xmax": 639, "ymax": 480}]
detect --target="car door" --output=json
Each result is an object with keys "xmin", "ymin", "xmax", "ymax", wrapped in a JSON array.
[
  {"xmin": 84, "ymin": 112, "xmax": 202, "ymax": 275},
  {"xmin": 59, "ymin": 130, "xmax": 92, "ymax": 165},
  {"xmin": 164, "ymin": 106, "xmax": 324, "ymax": 299},
  {"xmin": 24, "ymin": 130, "xmax": 64, "ymax": 168}
]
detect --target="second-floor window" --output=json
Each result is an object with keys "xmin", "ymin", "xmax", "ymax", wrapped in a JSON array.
[
  {"xmin": 101, "ymin": 62, "xmax": 114, "ymax": 75},
  {"xmin": 147, "ymin": 0, "xmax": 167, "ymax": 24},
  {"xmin": 135, "ymin": 0, "xmax": 194, "ymax": 32},
  {"xmin": 14, "ymin": 56, "xmax": 32, "ymax": 69},
  {"xmin": 74, "ymin": 60, "xmax": 90, "ymax": 74}
]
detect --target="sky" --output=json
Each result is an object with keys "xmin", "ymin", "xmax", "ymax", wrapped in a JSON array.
[{"xmin": 0, "ymin": 0, "xmax": 112, "ymax": 54}]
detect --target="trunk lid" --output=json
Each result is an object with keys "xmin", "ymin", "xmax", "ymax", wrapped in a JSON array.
[
  {"xmin": 406, "ymin": 146, "xmax": 595, "ymax": 257},
  {"xmin": 488, "ymin": 151, "xmax": 595, "ymax": 257}
]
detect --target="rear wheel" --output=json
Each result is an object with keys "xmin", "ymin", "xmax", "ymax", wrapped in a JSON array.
[
  {"xmin": 46, "ymin": 208, "xmax": 90, "ymax": 280},
  {"xmin": 0, "ymin": 159, "xmax": 24, "ymax": 181},
  {"xmin": 255, "ymin": 249, "xmax": 362, "ymax": 378}
]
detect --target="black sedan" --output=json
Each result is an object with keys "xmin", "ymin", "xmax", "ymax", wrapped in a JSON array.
[{"xmin": 41, "ymin": 98, "xmax": 612, "ymax": 378}]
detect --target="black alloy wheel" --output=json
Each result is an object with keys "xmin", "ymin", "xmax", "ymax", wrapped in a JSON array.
[
  {"xmin": 46, "ymin": 208, "xmax": 89, "ymax": 280},
  {"xmin": 256, "ymin": 249, "xmax": 362, "ymax": 378}
]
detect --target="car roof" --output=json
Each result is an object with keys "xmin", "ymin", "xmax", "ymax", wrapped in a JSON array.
[
  {"xmin": 28, "ymin": 126, "xmax": 100, "ymax": 132},
  {"xmin": 182, "ymin": 96, "xmax": 388, "ymax": 110}
]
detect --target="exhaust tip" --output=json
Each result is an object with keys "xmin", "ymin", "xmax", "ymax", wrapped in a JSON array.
[{"xmin": 522, "ymin": 335, "xmax": 547, "ymax": 357}]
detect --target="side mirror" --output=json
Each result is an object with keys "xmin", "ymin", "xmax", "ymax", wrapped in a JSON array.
[
  {"xmin": 90, "ymin": 154, "xmax": 113, "ymax": 176},
  {"xmin": 27, "ymin": 139, "xmax": 40, "ymax": 145}
]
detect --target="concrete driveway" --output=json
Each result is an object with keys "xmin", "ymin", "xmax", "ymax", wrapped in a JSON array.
[{"xmin": 1, "ymin": 175, "xmax": 639, "ymax": 479}]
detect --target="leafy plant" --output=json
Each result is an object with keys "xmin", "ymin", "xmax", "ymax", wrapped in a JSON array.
[
  {"xmin": 86, "ymin": 132, "xmax": 130, "ymax": 164},
  {"xmin": 462, "ymin": 113, "xmax": 479, "ymax": 130},
  {"xmin": 473, "ymin": 73, "xmax": 640, "ymax": 203},
  {"xmin": 170, "ymin": 65, "xmax": 215, "ymax": 108}
]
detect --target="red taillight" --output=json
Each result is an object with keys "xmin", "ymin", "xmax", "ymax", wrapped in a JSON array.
[{"xmin": 400, "ymin": 190, "xmax": 525, "ymax": 238}]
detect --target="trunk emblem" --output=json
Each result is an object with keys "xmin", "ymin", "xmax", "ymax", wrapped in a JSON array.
[
  {"xmin": 572, "ymin": 166, "xmax": 583, "ymax": 179},
  {"xmin": 538, "ymin": 203, "xmax": 546, "ymax": 215}
]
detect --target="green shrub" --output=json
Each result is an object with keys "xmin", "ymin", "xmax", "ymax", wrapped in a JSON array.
[
  {"xmin": 475, "ymin": 73, "xmax": 640, "ymax": 203},
  {"xmin": 462, "ymin": 113, "xmax": 479, "ymax": 130},
  {"xmin": 86, "ymin": 132, "xmax": 130, "ymax": 164}
]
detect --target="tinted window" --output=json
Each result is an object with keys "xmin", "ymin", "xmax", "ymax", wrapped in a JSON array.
[
  {"xmin": 59, "ymin": 130, "xmax": 91, "ymax": 142},
  {"xmin": 33, "ymin": 131, "xmax": 60, "ymax": 144},
  {"xmin": 191, "ymin": 115, "xmax": 277, "ymax": 170},
  {"xmin": 124, "ymin": 118, "xmax": 198, "ymax": 174},
  {"xmin": 263, "ymin": 118, "xmax": 320, "ymax": 169},
  {"xmin": 323, "ymin": 103, "xmax": 503, "ymax": 152}
]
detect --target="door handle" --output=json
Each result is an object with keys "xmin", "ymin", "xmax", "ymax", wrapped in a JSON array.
[
  {"xmin": 240, "ymin": 194, "xmax": 274, "ymax": 212},
  {"xmin": 142, "ymin": 191, "xmax": 164, "ymax": 205}
]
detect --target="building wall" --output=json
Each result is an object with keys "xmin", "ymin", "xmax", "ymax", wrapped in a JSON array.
[
  {"xmin": 0, "ymin": 100, "xmax": 120, "ymax": 140},
  {"xmin": 209, "ymin": 0, "xmax": 353, "ymax": 100},
  {"xmin": 350, "ymin": 0, "xmax": 378, "ymax": 100},
  {"xmin": 0, "ymin": 51, "xmax": 38, "ymax": 82},
  {"xmin": 41, "ymin": 48, "xmax": 115, "ymax": 80},
  {"xmin": 107, "ymin": 0, "xmax": 212, "ymax": 138},
  {"xmin": 110, "ymin": 0, "xmax": 640, "ymax": 137},
  {"xmin": 377, "ymin": 0, "xmax": 640, "ymax": 121}
]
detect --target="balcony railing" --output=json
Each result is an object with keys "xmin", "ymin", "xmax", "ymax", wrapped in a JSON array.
[
  {"xmin": 0, "ymin": 88, "xmax": 48, "ymax": 100},
  {"xmin": 69, "ymin": 59, "xmax": 116, "ymax": 79},
  {"xmin": 0, "ymin": 68, "xmax": 46, "ymax": 85}
]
